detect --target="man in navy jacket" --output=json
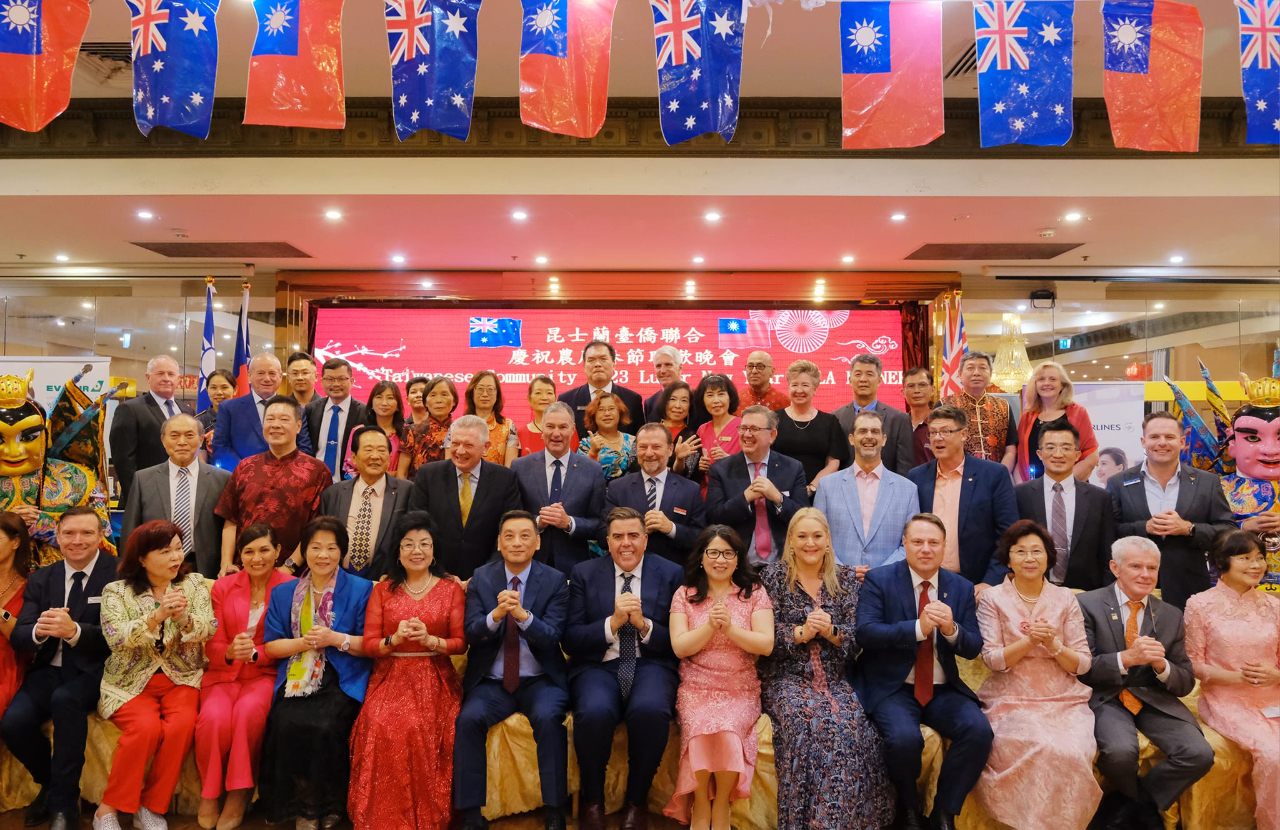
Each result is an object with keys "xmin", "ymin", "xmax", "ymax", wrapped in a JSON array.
[{"xmin": 605, "ymin": 423, "xmax": 706, "ymax": 565}]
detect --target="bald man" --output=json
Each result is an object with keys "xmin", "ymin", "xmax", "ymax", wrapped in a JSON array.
[
  {"xmin": 735, "ymin": 351, "xmax": 789, "ymax": 414},
  {"xmin": 110, "ymin": 354, "xmax": 195, "ymax": 509},
  {"xmin": 211, "ymin": 353, "xmax": 313, "ymax": 470}
]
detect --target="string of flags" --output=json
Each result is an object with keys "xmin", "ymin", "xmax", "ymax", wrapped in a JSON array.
[{"xmin": 0, "ymin": 0, "xmax": 1276, "ymax": 149}]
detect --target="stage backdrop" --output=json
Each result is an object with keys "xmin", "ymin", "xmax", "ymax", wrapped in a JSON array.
[{"xmin": 312, "ymin": 307, "xmax": 904, "ymax": 423}]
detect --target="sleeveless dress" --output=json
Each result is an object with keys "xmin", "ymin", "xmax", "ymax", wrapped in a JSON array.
[{"xmin": 0, "ymin": 586, "xmax": 29, "ymax": 722}]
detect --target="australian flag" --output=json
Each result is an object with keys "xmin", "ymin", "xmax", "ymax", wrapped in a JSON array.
[
  {"xmin": 469, "ymin": 317, "xmax": 522, "ymax": 348},
  {"xmin": 128, "ymin": 0, "xmax": 219, "ymax": 138},
  {"xmin": 974, "ymin": 0, "xmax": 1075, "ymax": 147},
  {"xmin": 1236, "ymin": 0, "xmax": 1280, "ymax": 144},
  {"xmin": 386, "ymin": 0, "xmax": 481, "ymax": 141},
  {"xmin": 651, "ymin": 0, "xmax": 746, "ymax": 145}
]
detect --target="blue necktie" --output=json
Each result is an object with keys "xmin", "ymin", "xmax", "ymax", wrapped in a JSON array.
[
  {"xmin": 618, "ymin": 573, "xmax": 637, "ymax": 700},
  {"xmin": 549, "ymin": 458, "xmax": 563, "ymax": 503},
  {"xmin": 164, "ymin": 399, "xmax": 177, "ymax": 418},
  {"xmin": 323, "ymin": 404, "xmax": 342, "ymax": 478}
]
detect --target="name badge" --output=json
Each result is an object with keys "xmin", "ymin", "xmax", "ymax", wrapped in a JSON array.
[
  {"xmin": 576, "ymin": 405, "xmax": 587, "ymax": 411},
  {"xmin": 673, "ymin": 507, "xmax": 687, "ymax": 516},
  {"xmin": 1122, "ymin": 478, "xmax": 1141, "ymax": 487},
  {"xmin": 88, "ymin": 597, "xmax": 101, "ymax": 605}
]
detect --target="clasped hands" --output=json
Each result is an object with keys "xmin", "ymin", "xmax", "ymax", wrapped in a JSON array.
[
  {"xmin": 1024, "ymin": 619, "xmax": 1062, "ymax": 654},
  {"xmin": 742, "ymin": 475, "xmax": 782, "ymax": 505},
  {"xmin": 537, "ymin": 503, "xmax": 572, "ymax": 531},
  {"xmin": 918, "ymin": 600, "xmax": 957, "ymax": 638},
  {"xmin": 150, "ymin": 589, "xmax": 189, "ymax": 625},
  {"xmin": 1121, "ymin": 635, "xmax": 1168, "ymax": 673},
  {"xmin": 705, "ymin": 599, "xmax": 734, "ymax": 632},
  {"xmin": 491, "ymin": 589, "xmax": 530, "ymax": 623},
  {"xmin": 643, "ymin": 509, "xmax": 673, "ymax": 536},
  {"xmin": 1237, "ymin": 661, "xmax": 1280, "ymax": 687},
  {"xmin": 795, "ymin": 608, "xmax": 833, "ymax": 642},
  {"xmin": 1145, "ymin": 510, "xmax": 1192, "ymax": 537},
  {"xmin": 389, "ymin": 617, "xmax": 441, "ymax": 651},
  {"xmin": 610, "ymin": 593, "xmax": 646, "ymax": 634},
  {"xmin": 33, "ymin": 607, "xmax": 78, "ymax": 641}
]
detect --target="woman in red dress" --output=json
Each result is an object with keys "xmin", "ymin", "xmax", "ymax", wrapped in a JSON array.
[
  {"xmin": 348, "ymin": 511, "xmax": 465, "ymax": 830},
  {"xmin": 0, "ymin": 512, "xmax": 32, "ymax": 723}
]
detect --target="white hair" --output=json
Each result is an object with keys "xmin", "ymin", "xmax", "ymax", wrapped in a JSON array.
[
  {"xmin": 653, "ymin": 345, "xmax": 682, "ymax": 366},
  {"xmin": 248, "ymin": 352, "xmax": 281, "ymax": 370},
  {"xmin": 146, "ymin": 355, "xmax": 179, "ymax": 373},
  {"xmin": 1111, "ymin": 535, "xmax": 1161, "ymax": 564},
  {"xmin": 450, "ymin": 414, "xmax": 490, "ymax": 443}
]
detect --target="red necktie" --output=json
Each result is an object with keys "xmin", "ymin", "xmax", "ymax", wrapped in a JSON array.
[
  {"xmin": 502, "ymin": 575, "xmax": 521, "ymax": 694},
  {"xmin": 752, "ymin": 462, "xmax": 771, "ymax": 561},
  {"xmin": 914, "ymin": 580, "xmax": 934, "ymax": 707}
]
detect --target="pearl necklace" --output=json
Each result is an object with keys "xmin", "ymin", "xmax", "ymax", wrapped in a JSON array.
[
  {"xmin": 405, "ymin": 575, "xmax": 436, "ymax": 597},
  {"xmin": 1014, "ymin": 581, "xmax": 1044, "ymax": 605}
]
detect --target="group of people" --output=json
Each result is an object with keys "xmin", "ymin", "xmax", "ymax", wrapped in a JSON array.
[{"xmin": 0, "ymin": 341, "xmax": 1265, "ymax": 830}]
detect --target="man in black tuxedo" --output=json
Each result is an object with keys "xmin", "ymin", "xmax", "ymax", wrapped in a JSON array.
[
  {"xmin": 1, "ymin": 507, "xmax": 118, "ymax": 830},
  {"xmin": 455, "ymin": 511, "xmax": 571, "ymax": 830},
  {"xmin": 605, "ymin": 423, "xmax": 706, "ymax": 564},
  {"xmin": 109, "ymin": 354, "xmax": 195, "ymax": 510},
  {"xmin": 319, "ymin": 425, "xmax": 412, "ymax": 580},
  {"xmin": 305, "ymin": 358, "xmax": 367, "ymax": 482},
  {"xmin": 1014, "ymin": 419, "xmax": 1116, "ymax": 590},
  {"xmin": 557, "ymin": 340, "xmax": 645, "ymax": 438},
  {"xmin": 408, "ymin": 415, "xmax": 521, "ymax": 581},
  {"xmin": 706, "ymin": 406, "xmax": 808, "ymax": 566}
]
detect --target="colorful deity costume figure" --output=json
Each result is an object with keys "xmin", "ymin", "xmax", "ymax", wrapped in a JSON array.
[
  {"xmin": 0, "ymin": 369, "xmax": 115, "ymax": 566},
  {"xmin": 1222, "ymin": 373, "xmax": 1280, "ymax": 593}
]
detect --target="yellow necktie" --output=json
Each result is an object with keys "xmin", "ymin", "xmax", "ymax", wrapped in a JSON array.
[
  {"xmin": 459, "ymin": 473, "xmax": 473, "ymax": 526},
  {"xmin": 1120, "ymin": 600, "xmax": 1144, "ymax": 715}
]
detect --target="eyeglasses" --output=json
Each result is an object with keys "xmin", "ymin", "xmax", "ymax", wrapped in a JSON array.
[
  {"xmin": 1039, "ymin": 444, "xmax": 1079, "ymax": 455},
  {"xmin": 399, "ymin": 541, "xmax": 435, "ymax": 552},
  {"xmin": 745, "ymin": 363, "xmax": 770, "ymax": 371},
  {"xmin": 738, "ymin": 425, "xmax": 769, "ymax": 435},
  {"xmin": 702, "ymin": 549, "xmax": 738, "ymax": 560},
  {"xmin": 1230, "ymin": 553, "xmax": 1268, "ymax": 565},
  {"xmin": 926, "ymin": 427, "xmax": 964, "ymax": 438}
]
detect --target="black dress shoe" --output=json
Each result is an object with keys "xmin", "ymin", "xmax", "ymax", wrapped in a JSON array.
[
  {"xmin": 24, "ymin": 787, "xmax": 49, "ymax": 827},
  {"xmin": 1099, "ymin": 797, "xmax": 1137, "ymax": 830},
  {"xmin": 48, "ymin": 812, "xmax": 74, "ymax": 830},
  {"xmin": 459, "ymin": 817, "xmax": 488, "ymax": 830},
  {"xmin": 897, "ymin": 807, "xmax": 928, "ymax": 830},
  {"xmin": 578, "ymin": 800, "xmax": 605, "ymax": 830},
  {"xmin": 543, "ymin": 806, "xmax": 566, "ymax": 830},
  {"xmin": 618, "ymin": 801, "xmax": 648, "ymax": 830},
  {"xmin": 931, "ymin": 812, "xmax": 958, "ymax": 830}
]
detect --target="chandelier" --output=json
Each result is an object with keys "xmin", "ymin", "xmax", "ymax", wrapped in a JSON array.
[{"xmin": 991, "ymin": 312, "xmax": 1034, "ymax": 394}]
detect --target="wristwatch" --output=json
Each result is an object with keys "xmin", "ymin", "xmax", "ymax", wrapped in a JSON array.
[
  {"xmin": 249, "ymin": 649, "xmax": 259, "ymax": 664},
  {"xmin": 340, "ymin": 634, "xmax": 352, "ymax": 652},
  {"xmin": 284, "ymin": 558, "xmax": 300, "ymax": 573},
  {"xmin": 383, "ymin": 635, "xmax": 395, "ymax": 649},
  {"xmin": 830, "ymin": 625, "xmax": 840, "ymax": 641},
  {"xmin": 0, "ymin": 609, "xmax": 11, "ymax": 623}
]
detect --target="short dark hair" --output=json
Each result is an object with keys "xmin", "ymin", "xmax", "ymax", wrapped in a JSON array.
[
  {"xmin": 235, "ymin": 522, "xmax": 279, "ymax": 557},
  {"xmin": 498, "ymin": 510, "xmax": 538, "ymax": 533},
  {"xmin": 1099, "ymin": 447, "xmax": 1128, "ymax": 467},
  {"xmin": 853, "ymin": 408, "xmax": 885, "ymax": 430},
  {"xmin": 321, "ymin": 358, "xmax": 351, "ymax": 375},
  {"xmin": 206, "ymin": 368, "xmax": 237, "ymax": 389},
  {"xmin": 903, "ymin": 366, "xmax": 931, "ymax": 383},
  {"xmin": 1208, "ymin": 528, "xmax": 1264, "ymax": 573},
  {"xmin": 527, "ymin": 375, "xmax": 556, "ymax": 396},
  {"xmin": 693, "ymin": 374, "xmax": 740, "ymax": 421},
  {"xmin": 655, "ymin": 380, "xmax": 693, "ymax": 423},
  {"xmin": 927, "ymin": 404, "xmax": 968, "ymax": 429},
  {"xmin": 581, "ymin": 340, "xmax": 616, "ymax": 362},
  {"xmin": 1143, "ymin": 410, "xmax": 1181, "ymax": 432},
  {"xmin": 119, "ymin": 519, "xmax": 188, "ymax": 594},
  {"xmin": 903, "ymin": 512, "xmax": 947, "ymax": 540},
  {"xmin": 405, "ymin": 375, "xmax": 432, "ymax": 400},
  {"xmin": 683, "ymin": 525, "xmax": 760, "ymax": 604},
  {"xmin": 286, "ymin": 351, "xmax": 314, "ymax": 368},
  {"xmin": 301, "ymin": 516, "xmax": 348, "ymax": 563},
  {"xmin": 850, "ymin": 353, "xmax": 883, "ymax": 374},
  {"xmin": 605, "ymin": 506, "xmax": 644, "ymax": 533},
  {"xmin": 423, "ymin": 376, "xmax": 460, "ymax": 411},
  {"xmin": 386, "ymin": 511, "xmax": 445, "ymax": 588},
  {"xmin": 350, "ymin": 424, "xmax": 391, "ymax": 454},
  {"xmin": 464, "ymin": 370, "xmax": 508, "ymax": 426},
  {"xmin": 263, "ymin": 394, "xmax": 303, "ymax": 421},
  {"xmin": 57, "ymin": 505, "xmax": 102, "ymax": 528},
  {"xmin": 1038, "ymin": 417, "xmax": 1080, "ymax": 446},
  {"xmin": 0, "ymin": 512, "xmax": 34, "ymax": 576},
  {"xmin": 995, "ymin": 519, "xmax": 1058, "ymax": 573},
  {"xmin": 636, "ymin": 422, "xmax": 673, "ymax": 445},
  {"xmin": 959, "ymin": 351, "xmax": 994, "ymax": 372}
]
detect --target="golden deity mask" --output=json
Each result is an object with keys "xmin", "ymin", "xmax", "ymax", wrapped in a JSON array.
[{"xmin": 0, "ymin": 370, "xmax": 47, "ymax": 477}]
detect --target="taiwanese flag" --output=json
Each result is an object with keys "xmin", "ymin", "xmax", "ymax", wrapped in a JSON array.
[
  {"xmin": 652, "ymin": 0, "xmax": 746, "ymax": 146},
  {"xmin": 1102, "ymin": 0, "xmax": 1203, "ymax": 153},
  {"xmin": 1236, "ymin": 0, "xmax": 1280, "ymax": 145},
  {"xmin": 519, "ymin": 0, "xmax": 619, "ymax": 138},
  {"xmin": 244, "ymin": 0, "xmax": 345, "ymax": 129},
  {"xmin": 128, "ymin": 0, "xmax": 220, "ymax": 138},
  {"xmin": 718, "ymin": 318, "xmax": 769, "ymax": 350},
  {"xmin": 385, "ymin": 0, "xmax": 481, "ymax": 141},
  {"xmin": 840, "ymin": 0, "xmax": 942, "ymax": 150},
  {"xmin": 0, "ymin": 0, "xmax": 90, "ymax": 132}
]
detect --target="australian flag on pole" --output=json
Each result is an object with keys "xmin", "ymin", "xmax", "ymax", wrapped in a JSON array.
[
  {"xmin": 652, "ymin": 0, "xmax": 745, "ymax": 145},
  {"xmin": 385, "ymin": 0, "xmax": 481, "ymax": 141},
  {"xmin": 469, "ymin": 318, "xmax": 522, "ymax": 349},
  {"xmin": 128, "ymin": 0, "xmax": 219, "ymax": 138},
  {"xmin": 1236, "ymin": 0, "xmax": 1280, "ymax": 144},
  {"xmin": 974, "ymin": 0, "xmax": 1074, "ymax": 147}
]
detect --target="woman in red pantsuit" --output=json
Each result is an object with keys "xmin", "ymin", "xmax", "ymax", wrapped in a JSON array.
[
  {"xmin": 94, "ymin": 520, "xmax": 216, "ymax": 830},
  {"xmin": 196, "ymin": 524, "xmax": 295, "ymax": 830}
]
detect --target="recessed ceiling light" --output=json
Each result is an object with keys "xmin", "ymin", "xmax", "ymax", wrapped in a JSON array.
[
  {"xmin": 550, "ymin": 285, "xmax": 560, "ymax": 293},
  {"xmin": 324, "ymin": 209, "xmax": 342, "ymax": 220},
  {"xmin": 534, "ymin": 255, "xmax": 548, "ymax": 265},
  {"xmin": 1169, "ymin": 255, "xmax": 1184, "ymax": 264},
  {"xmin": 216, "ymin": 351, "xmax": 224, "ymax": 357},
  {"xmin": 292, "ymin": 343, "xmax": 301, "ymax": 350},
  {"xmin": 685, "ymin": 280, "xmax": 696, "ymax": 286},
  {"xmin": 890, "ymin": 213, "xmax": 907, "ymax": 221},
  {"xmin": 136, "ymin": 210, "xmax": 154, "ymax": 220},
  {"xmin": 704, "ymin": 211, "xmax": 721, "ymax": 222},
  {"xmin": 1104, "ymin": 365, "xmax": 1110, "ymax": 369},
  {"xmin": 692, "ymin": 256, "xmax": 704, "ymax": 264},
  {"xmin": 167, "ymin": 323, "xmax": 176, "ymax": 330},
  {"xmin": 264, "ymin": 342, "xmax": 272, "ymax": 348},
  {"xmin": 1123, "ymin": 354, "xmax": 1130, "ymax": 359},
  {"xmin": 816, "ymin": 279, "xmax": 826, "ymax": 285},
  {"xmin": 391, "ymin": 254, "xmax": 406, "ymax": 264},
  {"xmin": 1153, "ymin": 302, "xmax": 1165, "ymax": 310},
  {"xmin": 1017, "ymin": 304, "xmax": 1027, "ymax": 311},
  {"xmin": 420, "ymin": 280, "xmax": 433, "ymax": 288},
  {"xmin": 169, "ymin": 345, "xmax": 178, "ymax": 352},
  {"xmin": 1082, "ymin": 373, "xmax": 1088, "ymax": 378},
  {"xmin": 55, "ymin": 319, "xmax": 65, "ymax": 327},
  {"xmin": 81, "ymin": 301, "xmax": 93, "ymax": 309},
  {"xmin": 512, "ymin": 210, "xmax": 528, "ymax": 221},
  {"xmin": 841, "ymin": 255, "xmax": 855, "ymax": 264},
  {"xmin": 1069, "ymin": 370, "xmax": 1075, "ymax": 374},
  {"xmin": 222, "ymin": 334, "xmax": 231, "ymax": 340},
  {"xmin": 55, "ymin": 254, "xmax": 69, "ymax": 262},
  {"xmin": 1092, "ymin": 359, "xmax": 1098, "ymax": 364},
  {"xmin": 1063, "ymin": 212, "xmax": 1082, "ymax": 222},
  {"xmin": 213, "ymin": 302, "xmax": 223, "ymax": 309},
  {"xmin": 549, "ymin": 276, "xmax": 559, "ymax": 282}
]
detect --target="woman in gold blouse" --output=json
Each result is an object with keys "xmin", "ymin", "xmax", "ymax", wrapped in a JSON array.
[{"xmin": 94, "ymin": 519, "xmax": 215, "ymax": 830}]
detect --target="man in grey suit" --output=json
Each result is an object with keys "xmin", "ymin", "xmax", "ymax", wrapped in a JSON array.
[
  {"xmin": 1107, "ymin": 411, "xmax": 1236, "ymax": 609},
  {"xmin": 120, "ymin": 413, "xmax": 230, "ymax": 578},
  {"xmin": 833, "ymin": 353, "xmax": 915, "ymax": 477},
  {"xmin": 511, "ymin": 402, "xmax": 606, "ymax": 574},
  {"xmin": 319, "ymin": 425, "xmax": 411, "ymax": 580},
  {"xmin": 1078, "ymin": 536, "xmax": 1214, "ymax": 830},
  {"xmin": 109, "ymin": 355, "xmax": 195, "ymax": 509}
]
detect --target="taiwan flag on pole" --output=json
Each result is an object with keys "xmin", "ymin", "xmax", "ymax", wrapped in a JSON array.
[
  {"xmin": 974, "ymin": 0, "xmax": 1075, "ymax": 148},
  {"xmin": 652, "ymin": 0, "xmax": 745, "ymax": 146},
  {"xmin": 0, "ymin": 0, "xmax": 90, "ymax": 132},
  {"xmin": 231, "ymin": 283, "xmax": 252, "ymax": 395},
  {"xmin": 1236, "ymin": 0, "xmax": 1280, "ymax": 144},
  {"xmin": 385, "ymin": 0, "xmax": 481, "ymax": 141},
  {"xmin": 244, "ymin": 0, "xmax": 345, "ymax": 129},
  {"xmin": 128, "ymin": 0, "xmax": 220, "ymax": 138},
  {"xmin": 519, "ymin": 0, "xmax": 619, "ymax": 138},
  {"xmin": 197, "ymin": 277, "xmax": 216, "ymax": 412},
  {"xmin": 1101, "ymin": 0, "xmax": 1203, "ymax": 152},
  {"xmin": 840, "ymin": 0, "xmax": 942, "ymax": 150}
]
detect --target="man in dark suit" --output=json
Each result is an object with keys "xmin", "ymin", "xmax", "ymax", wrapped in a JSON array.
[
  {"xmin": 120, "ymin": 413, "xmax": 230, "ymax": 578},
  {"xmin": 1107, "ymin": 411, "xmax": 1236, "ymax": 610},
  {"xmin": 212, "ymin": 352, "xmax": 313, "ymax": 470},
  {"xmin": 455, "ymin": 511, "xmax": 571, "ymax": 830},
  {"xmin": 564, "ymin": 507, "xmax": 683, "ymax": 830},
  {"xmin": 511, "ymin": 402, "xmax": 605, "ymax": 574},
  {"xmin": 1014, "ymin": 418, "xmax": 1117, "ymax": 591},
  {"xmin": 109, "ymin": 354, "xmax": 195, "ymax": 509},
  {"xmin": 319, "ymin": 425, "xmax": 411, "ymax": 580},
  {"xmin": 907, "ymin": 405, "xmax": 1018, "ymax": 593},
  {"xmin": 305, "ymin": 357, "xmax": 367, "ymax": 482},
  {"xmin": 706, "ymin": 406, "xmax": 808, "ymax": 566},
  {"xmin": 1078, "ymin": 536, "xmax": 1214, "ymax": 830},
  {"xmin": 408, "ymin": 415, "xmax": 522, "ymax": 581},
  {"xmin": 557, "ymin": 340, "xmax": 645, "ymax": 438},
  {"xmin": 832, "ymin": 353, "xmax": 915, "ymax": 477},
  {"xmin": 641, "ymin": 346, "xmax": 683, "ymax": 423},
  {"xmin": 605, "ymin": 423, "xmax": 706, "ymax": 565},
  {"xmin": 854, "ymin": 514, "xmax": 991, "ymax": 830},
  {"xmin": 285, "ymin": 350, "xmax": 318, "ymax": 407},
  {"xmin": 1, "ymin": 506, "xmax": 118, "ymax": 830}
]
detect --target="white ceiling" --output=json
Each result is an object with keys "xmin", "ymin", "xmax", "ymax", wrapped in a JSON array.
[{"xmin": 72, "ymin": 0, "xmax": 1252, "ymax": 100}]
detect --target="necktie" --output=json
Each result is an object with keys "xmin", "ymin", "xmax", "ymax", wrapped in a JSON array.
[
  {"xmin": 323, "ymin": 404, "xmax": 342, "ymax": 477},
  {"xmin": 1120, "ymin": 601, "xmax": 1145, "ymax": 715},
  {"xmin": 914, "ymin": 581, "xmax": 934, "ymax": 707},
  {"xmin": 646, "ymin": 477, "xmax": 658, "ymax": 511},
  {"xmin": 164, "ymin": 398, "xmax": 177, "ymax": 418},
  {"xmin": 459, "ymin": 473, "xmax": 473, "ymax": 526},
  {"xmin": 349, "ymin": 487, "xmax": 374, "ymax": 572},
  {"xmin": 617, "ymin": 573, "xmax": 637, "ymax": 700},
  {"xmin": 549, "ymin": 459, "xmax": 563, "ymax": 504},
  {"xmin": 503, "ymin": 575, "xmax": 522, "ymax": 694},
  {"xmin": 1050, "ymin": 482, "xmax": 1069, "ymax": 583},
  {"xmin": 174, "ymin": 466, "xmax": 193, "ymax": 558},
  {"xmin": 67, "ymin": 570, "xmax": 86, "ymax": 619},
  {"xmin": 752, "ymin": 462, "xmax": 771, "ymax": 562}
]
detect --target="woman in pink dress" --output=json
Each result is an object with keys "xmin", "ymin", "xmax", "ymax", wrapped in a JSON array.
[
  {"xmin": 1185, "ymin": 529, "xmax": 1280, "ymax": 830},
  {"xmin": 693, "ymin": 375, "xmax": 740, "ymax": 497},
  {"xmin": 664, "ymin": 525, "xmax": 773, "ymax": 830},
  {"xmin": 974, "ymin": 520, "xmax": 1101, "ymax": 830}
]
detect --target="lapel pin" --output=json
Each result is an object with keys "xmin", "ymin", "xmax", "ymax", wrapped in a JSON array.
[{"xmin": 1110, "ymin": 613, "xmax": 1118, "ymax": 620}]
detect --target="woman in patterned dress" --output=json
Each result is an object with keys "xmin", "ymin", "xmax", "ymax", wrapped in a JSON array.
[
  {"xmin": 406, "ymin": 376, "xmax": 458, "ymax": 477},
  {"xmin": 464, "ymin": 371, "xmax": 519, "ymax": 466},
  {"xmin": 577, "ymin": 392, "xmax": 636, "ymax": 483}
]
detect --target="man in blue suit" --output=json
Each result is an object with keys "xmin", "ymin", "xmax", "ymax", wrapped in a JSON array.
[
  {"xmin": 564, "ymin": 507, "xmax": 683, "ymax": 830},
  {"xmin": 706, "ymin": 406, "xmax": 808, "ymax": 566},
  {"xmin": 211, "ymin": 352, "xmax": 312, "ymax": 470},
  {"xmin": 907, "ymin": 405, "xmax": 1017, "ymax": 593},
  {"xmin": 511, "ymin": 402, "xmax": 606, "ymax": 574},
  {"xmin": 605, "ymin": 423, "xmax": 707, "ymax": 565},
  {"xmin": 816, "ymin": 409, "xmax": 920, "ymax": 580},
  {"xmin": 455, "ymin": 511, "xmax": 571, "ymax": 830},
  {"xmin": 855, "ymin": 514, "xmax": 991, "ymax": 830}
]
